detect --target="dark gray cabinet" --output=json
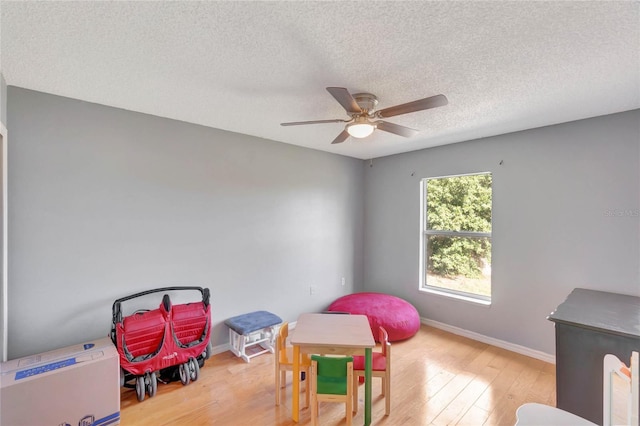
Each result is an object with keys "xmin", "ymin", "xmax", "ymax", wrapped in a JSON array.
[{"xmin": 548, "ymin": 288, "xmax": 640, "ymax": 425}]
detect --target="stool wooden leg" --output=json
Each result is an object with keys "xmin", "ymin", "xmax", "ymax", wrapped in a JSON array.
[{"xmin": 240, "ymin": 335, "xmax": 248, "ymax": 363}]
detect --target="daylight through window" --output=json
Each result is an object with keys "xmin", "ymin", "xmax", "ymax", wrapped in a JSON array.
[{"xmin": 420, "ymin": 173, "xmax": 492, "ymax": 302}]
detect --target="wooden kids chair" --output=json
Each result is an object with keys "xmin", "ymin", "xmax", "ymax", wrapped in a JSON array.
[
  {"xmin": 310, "ymin": 355, "xmax": 354, "ymax": 426},
  {"xmin": 275, "ymin": 322, "xmax": 310, "ymax": 407},
  {"xmin": 352, "ymin": 326, "xmax": 391, "ymax": 415}
]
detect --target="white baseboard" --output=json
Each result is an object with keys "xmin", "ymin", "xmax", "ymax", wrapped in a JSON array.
[
  {"xmin": 212, "ymin": 342, "xmax": 231, "ymax": 355},
  {"xmin": 213, "ymin": 319, "xmax": 554, "ymax": 364},
  {"xmin": 421, "ymin": 317, "xmax": 555, "ymax": 364}
]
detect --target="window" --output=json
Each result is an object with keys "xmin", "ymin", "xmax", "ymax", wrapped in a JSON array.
[{"xmin": 420, "ymin": 173, "xmax": 492, "ymax": 303}]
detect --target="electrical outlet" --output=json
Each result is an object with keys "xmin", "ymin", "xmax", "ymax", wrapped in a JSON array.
[
  {"xmin": 341, "ymin": 277, "xmax": 346, "ymax": 286},
  {"xmin": 309, "ymin": 285, "xmax": 317, "ymax": 295}
]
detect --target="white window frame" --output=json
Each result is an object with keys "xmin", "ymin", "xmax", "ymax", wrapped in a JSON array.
[{"xmin": 419, "ymin": 172, "xmax": 492, "ymax": 305}]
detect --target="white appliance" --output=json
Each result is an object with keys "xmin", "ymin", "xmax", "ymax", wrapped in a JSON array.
[{"xmin": 0, "ymin": 337, "xmax": 120, "ymax": 426}]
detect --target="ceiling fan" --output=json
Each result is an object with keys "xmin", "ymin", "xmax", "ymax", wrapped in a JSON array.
[{"xmin": 281, "ymin": 87, "xmax": 448, "ymax": 144}]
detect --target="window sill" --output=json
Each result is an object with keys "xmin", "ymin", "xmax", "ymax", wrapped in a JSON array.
[{"xmin": 419, "ymin": 287, "xmax": 492, "ymax": 306}]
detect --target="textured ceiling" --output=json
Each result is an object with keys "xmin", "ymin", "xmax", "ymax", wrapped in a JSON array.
[{"xmin": 1, "ymin": 1, "xmax": 639, "ymax": 159}]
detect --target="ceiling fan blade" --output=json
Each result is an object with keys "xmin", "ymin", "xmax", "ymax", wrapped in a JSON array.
[
  {"xmin": 377, "ymin": 94, "xmax": 448, "ymax": 118},
  {"xmin": 326, "ymin": 87, "xmax": 362, "ymax": 114},
  {"xmin": 375, "ymin": 121, "xmax": 419, "ymax": 138},
  {"xmin": 281, "ymin": 119, "xmax": 348, "ymax": 126},
  {"xmin": 331, "ymin": 130, "xmax": 350, "ymax": 144}
]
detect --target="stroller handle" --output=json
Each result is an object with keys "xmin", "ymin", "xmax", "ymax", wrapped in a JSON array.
[{"xmin": 112, "ymin": 286, "xmax": 210, "ymax": 325}]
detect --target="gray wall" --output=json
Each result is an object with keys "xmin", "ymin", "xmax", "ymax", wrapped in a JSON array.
[
  {"xmin": 7, "ymin": 87, "xmax": 364, "ymax": 359},
  {"xmin": 0, "ymin": 73, "xmax": 6, "ymax": 361},
  {"xmin": 364, "ymin": 110, "xmax": 640, "ymax": 355},
  {"xmin": 1, "ymin": 73, "xmax": 6, "ymax": 125}
]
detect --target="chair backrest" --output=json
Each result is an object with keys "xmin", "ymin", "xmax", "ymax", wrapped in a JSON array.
[
  {"xmin": 603, "ymin": 351, "xmax": 639, "ymax": 426},
  {"xmin": 279, "ymin": 322, "xmax": 289, "ymax": 341},
  {"xmin": 311, "ymin": 355, "xmax": 353, "ymax": 395},
  {"xmin": 378, "ymin": 326, "xmax": 389, "ymax": 357},
  {"xmin": 277, "ymin": 322, "xmax": 290, "ymax": 364}
]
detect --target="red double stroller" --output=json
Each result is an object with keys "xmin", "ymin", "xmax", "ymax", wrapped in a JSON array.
[{"xmin": 110, "ymin": 286, "xmax": 212, "ymax": 401}]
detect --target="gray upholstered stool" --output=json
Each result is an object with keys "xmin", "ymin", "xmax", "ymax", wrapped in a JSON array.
[{"xmin": 225, "ymin": 310, "xmax": 282, "ymax": 362}]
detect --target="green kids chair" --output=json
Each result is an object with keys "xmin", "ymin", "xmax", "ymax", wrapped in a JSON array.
[{"xmin": 310, "ymin": 355, "xmax": 354, "ymax": 426}]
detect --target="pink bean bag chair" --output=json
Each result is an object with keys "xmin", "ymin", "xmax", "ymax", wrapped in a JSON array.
[{"xmin": 327, "ymin": 292, "xmax": 420, "ymax": 342}]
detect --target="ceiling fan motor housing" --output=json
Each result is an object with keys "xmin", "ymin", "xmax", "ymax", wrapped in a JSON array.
[{"xmin": 352, "ymin": 93, "xmax": 378, "ymax": 114}]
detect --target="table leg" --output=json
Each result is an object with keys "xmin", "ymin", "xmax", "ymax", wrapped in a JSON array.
[
  {"xmin": 365, "ymin": 347, "xmax": 372, "ymax": 426},
  {"xmin": 292, "ymin": 345, "xmax": 300, "ymax": 422}
]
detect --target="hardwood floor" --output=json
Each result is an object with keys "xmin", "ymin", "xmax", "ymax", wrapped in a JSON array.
[{"xmin": 120, "ymin": 325, "xmax": 555, "ymax": 425}]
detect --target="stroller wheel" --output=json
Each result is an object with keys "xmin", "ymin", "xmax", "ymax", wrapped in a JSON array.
[
  {"xmin": 203, "ymin": 342, "xmax": 212, "ymax": 361},
  {"xmin": 189, "ymin": 357, "xmax": 200, "ymax": 381},
  {"xmin": 179, "ymin": 362, "xmax": 191, "ymax": 386},
  {"xmin": 135, "ymin": 376, "xmax": 145, "ymax": 402},
  {"xmin": 146, "ymin": 372, "xmax": 157, "ymax": 397}
]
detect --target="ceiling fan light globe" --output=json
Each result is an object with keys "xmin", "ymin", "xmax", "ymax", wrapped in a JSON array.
[{"xmin": 347, "ymin": 122, "xmax": 375, "ymax": 138}]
